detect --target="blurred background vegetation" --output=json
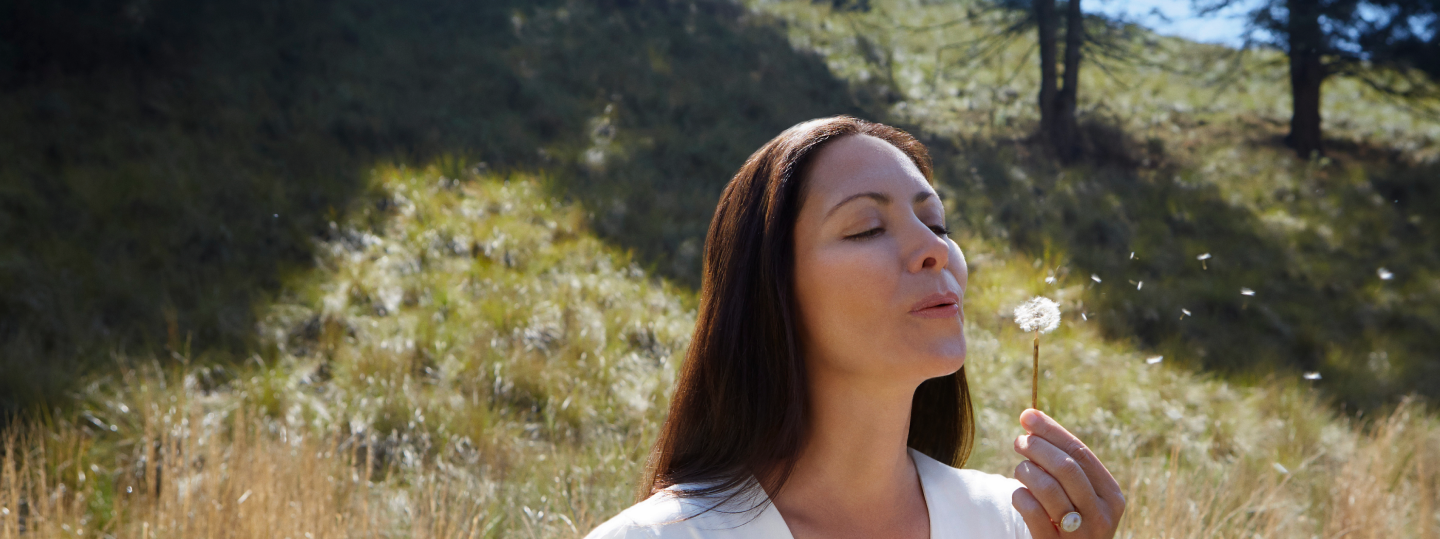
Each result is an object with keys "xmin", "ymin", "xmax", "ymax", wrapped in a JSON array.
[{"xmin": 3, "ymin": 0, "xmax": 1440, "ymax": 537}]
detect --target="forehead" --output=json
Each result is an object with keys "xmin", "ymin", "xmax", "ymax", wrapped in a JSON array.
[{"xmin": 802, "ymin": 134, "xmax": 932, "ymax": 206}]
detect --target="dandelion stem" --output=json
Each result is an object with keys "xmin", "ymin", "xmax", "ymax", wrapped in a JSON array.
[{"xmin": 1032, "ymin": 330, "xmax": 1040, "ymax": 411}]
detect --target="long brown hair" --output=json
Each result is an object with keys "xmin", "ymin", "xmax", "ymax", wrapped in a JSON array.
[{"xmin": 640, "ymin": 116, "xmax": 975, "ymax": 511}]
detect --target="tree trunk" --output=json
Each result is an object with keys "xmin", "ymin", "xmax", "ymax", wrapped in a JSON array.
[
  {"xmin": 1287, "ymin": 0, "xmax": 1325, "ymax": 158},
  {"xmin": 1054, "ymin": 0, "xmax": 1083, "ymax": 163},
  {"xmin": 1034, "ymin": 0, "xmax": 1058, "ymax": 140}
]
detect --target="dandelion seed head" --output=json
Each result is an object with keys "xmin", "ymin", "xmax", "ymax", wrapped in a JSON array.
[
  {"xmin": 1014, "ymin": 296, "xmax": 1061, "ymax": 334},
  {"xmin": 1240, "ymin": 287, "xmax": 1255, "ymax": 296},
  {"xmin": 1303, "ymin": 372, "xmax": 1321, "ymax": 380},
  {"xmin": 1377, "ymin": 268, "xmax": 1394, "ymax": 280}
]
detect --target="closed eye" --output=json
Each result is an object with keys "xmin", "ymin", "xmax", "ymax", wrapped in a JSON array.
[
  {"xmin": 840, "ymin": 224, "xmax": 881, "ymax": 240},
  {"xmin": 846, "ymin": 224, "xmax": 948, "ymax": 240},
  {"xmin": 845, "ymin": 227, "xmax": 883, "ymax": 240}
]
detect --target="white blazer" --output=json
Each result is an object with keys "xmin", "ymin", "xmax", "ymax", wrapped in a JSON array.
[{"xmin": 585, "ymin": 447, "xmax": 1033, "ymax": 539}]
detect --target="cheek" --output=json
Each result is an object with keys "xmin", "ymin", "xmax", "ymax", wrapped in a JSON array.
[
  {"xmin": 948, "ymin": 242, "xmax": 969, "ymax": 293},
  {"xmin": 795, "ymin": 245, "xmax": 897, "ymax": 343}
]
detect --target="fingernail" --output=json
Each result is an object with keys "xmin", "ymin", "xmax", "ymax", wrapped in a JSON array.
[{"xmin": 1022, "ymin": 411, "xmax": 1039, "ymax": 428}]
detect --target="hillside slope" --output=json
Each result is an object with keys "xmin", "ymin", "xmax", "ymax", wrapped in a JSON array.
[
  {"xmin": 4, "ymin": 166, "xmax": 1438, "ymax": 538},
  {"xmin": 0, "ymin": 0, "xmax": 868, "ymax": 413},
  {"xmin": 751, "ymin": 0, "xmax": 1440, "ymax": 409},
  {"xmin": 3, "ymin": 0, "xmax": 1440, "ymax": 536}
]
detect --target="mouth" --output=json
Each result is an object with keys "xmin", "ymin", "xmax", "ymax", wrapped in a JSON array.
[{"xmin": 909, "ymin": 291, "xmax": 962, "ymax": 319}]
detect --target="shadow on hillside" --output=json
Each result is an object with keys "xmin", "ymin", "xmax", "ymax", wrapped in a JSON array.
[
  {"xmin": 924, "ymin": 119, "xmax": 1440, "ymax": 411},
  {"xmin": 0, "ymin": 0, "xmax": 875, "ymax": 415}
]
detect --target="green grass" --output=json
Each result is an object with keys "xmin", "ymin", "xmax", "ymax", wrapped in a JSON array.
[
  {"xmin": 7, "ymin": 0, "xmax": 1440, "ymax": 536},
  {"xmin": 747, "ymin": 0, "xmax": 1440, "ymax": 409},
  {"xmin": 7, "ymin": 164, "xmax": 1438, "ymax": 538},
  {"xmin": 2, "ymin": 165, "xmax": 692, "ymax": 537},
  {"xmin": 10, "ymin": 0, "xmax": 1435, "ymax": 413},
  {"xmin": 0, "ymin": 0, "xmax": 868, "ymax": 414},
  {"xmin": 243, "ymin": 164, "xmax": 696, "ymax": 533}
]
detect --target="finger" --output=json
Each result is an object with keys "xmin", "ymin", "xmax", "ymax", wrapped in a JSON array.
[
  {"xmin": 1021, "ymin": 409, "xmax": 1125, "ymax": 504},
  {"xmin": 1013, "ymin": 459, "xmax": 1077, "ymax": 528},
  {"xmin": 1012, "ymin": 486, "xmax": 1061, "ymax": 539},
  {"xmin": 1015, "ymin": 433, "xmax": 1100, "ymax": 516}
]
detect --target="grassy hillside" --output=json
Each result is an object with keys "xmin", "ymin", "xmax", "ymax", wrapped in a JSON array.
[
  {"xmin": 0, "ymin": 0, "xmax": 870, "ymax": 414},
  {"xmin": 750, "ymin": 0, "xmax": 1440, "ymax": 409},
  {"xmin": 3, "ymin": 166, "xmax": 688, "ymax": 537},
  {"xmin": 5, "ymin": 0, "xmax": 1440, "ymax": 537},
  {"xmin": 6, "ymin": 0, "xmax": 1437, "ymax": 414},
  {"xmin": 4, "ymin": 165, "xmax": 1438, "ymax": 538}
]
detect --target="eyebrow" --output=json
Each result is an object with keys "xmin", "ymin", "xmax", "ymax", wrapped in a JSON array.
[{"xmin": 825, "ymin": 190, "xmax": 935, "ymax": 219}]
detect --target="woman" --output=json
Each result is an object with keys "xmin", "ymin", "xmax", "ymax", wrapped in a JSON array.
[{"xmin": 586, "ymin": 116, "xmax": 1125, "ymax": 539}]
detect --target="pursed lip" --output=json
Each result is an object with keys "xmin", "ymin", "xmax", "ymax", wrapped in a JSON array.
[{"xmin": 909, "ymin": 291, "xmax": 962, "ymax": 317}]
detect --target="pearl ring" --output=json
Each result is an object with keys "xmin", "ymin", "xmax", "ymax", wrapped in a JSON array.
[{"xmin": 1059, "ymin": 511, "xmax": 1082, "ymax": 533}]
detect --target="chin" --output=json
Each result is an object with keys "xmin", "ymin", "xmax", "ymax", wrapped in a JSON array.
[{"xmin": 915, "ymin": 339, "xmax": 966, "ymax": 377}]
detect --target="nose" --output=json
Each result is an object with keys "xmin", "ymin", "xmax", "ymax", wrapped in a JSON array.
[{"xmin": 905, "ymin": 218, "xmax": 950, "ymax": 274}]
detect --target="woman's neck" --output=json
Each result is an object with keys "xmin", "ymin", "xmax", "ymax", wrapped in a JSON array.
[{"xmin": 768, "ymin": 373, "xmax": 930, "ymax": 539}]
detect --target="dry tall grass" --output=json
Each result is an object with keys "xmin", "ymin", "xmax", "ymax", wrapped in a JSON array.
[
  {"xmin": 1113, "ymin": 399, "xmax": 1439, "ymax": 538},
  {"xmin": 2, "ymin": 390, "xmax": 1436, "ymax": 538},
  {"xmin": 0, "ymin": 398, "xmax": 506, "ymax": 538}
]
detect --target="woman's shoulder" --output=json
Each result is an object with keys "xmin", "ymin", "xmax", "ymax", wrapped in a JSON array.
[
  {"xmin": 583, "ymin": 484, "xmax": 782, "ymax": 539},
  {"xmin": 910, "ymin": 448, "xmax": 1031, "ymax": 539},
  {"xmin": 581, "ymin": 492, "xmax": 679, "ymax": 539},
  {"xmin": 915, "ymin": 450, "xmax": 1024, "ymax": 502}
]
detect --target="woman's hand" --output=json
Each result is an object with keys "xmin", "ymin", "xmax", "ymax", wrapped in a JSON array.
[{"xmin": 1011, "ymin": 409, "xmax": 1125, "ymax": 538}]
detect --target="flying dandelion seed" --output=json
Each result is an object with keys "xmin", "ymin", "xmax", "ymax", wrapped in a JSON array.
[
  {"xmin": 1272, "ymin": 462, "xmax": 1290, "ymax": 475},
  {"xmin": 1045, "ymin": 275, "xmax": 1056, "ymax": 284},
  {"xmin": 1240, "ymin": 288, "xmax": 1255, "ymax": 296},
  {"xmin": 1091, "ymin": 274, "xmax": 1102, "ymax": 283},
  {"xmin": 1014, "ymin": 297, "xmax": 1061, "ymax": 411},
  {"xmin": 1129, "ymin": 251, "xmax": 1135, "ymax": 260},
  {"xmin": 1180, "ymin": 308, "xmax": 1191, "ymax": 320},
  {"xmin": 1137, "ymin": 281, "xmax": 1143, "ymax": 290},
  {"xmin": 1197, "ymin": 252, "xmax": 1211, "ymax": 269},
  {"xmin": 1081, "ymin": 312, "xmax": 1088, "ymax": 321},
  {"xmin": 1146, "ymin": 355, "xmax": 1164, "ymax": 365},
  {"xmin": 1377, "ymin": 268, "xmax": 1394, "ymax": 280},
  {"xmin": 1303, "ymin": 372, "xmax": 1321, "ymax": 380}
]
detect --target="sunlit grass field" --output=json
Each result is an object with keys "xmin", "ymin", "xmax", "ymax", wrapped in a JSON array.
[
  {"xmin": 4, "ymin": 165, "xmax": 1438, "ymax": 538},
  {"xmin": 6, "ymin": 0, "xmax": 1440, "ymax": 537}
]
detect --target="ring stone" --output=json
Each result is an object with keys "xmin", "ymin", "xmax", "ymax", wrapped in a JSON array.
[{"xmin": 1060, "ymin": 511, "xmax": 1082, "ymax": 533}]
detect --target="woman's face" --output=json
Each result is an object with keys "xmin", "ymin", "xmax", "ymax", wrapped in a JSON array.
[{"xmin": 792, "ymin": 134, "xmax": 968, "ymax": 387}]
